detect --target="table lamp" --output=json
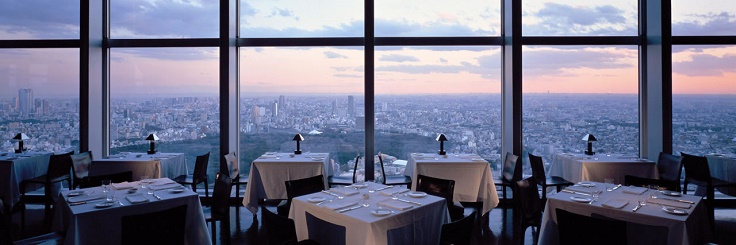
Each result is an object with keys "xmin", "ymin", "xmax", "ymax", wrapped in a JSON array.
[
  {"xmin": 146, "ymin": 133, "xmax": 159, "ymax": 154},
  {"xmin": 293, "ymin": 133, "xmax": 304, "ymax": 154},
  {"xmin": 436, "ymin": 133, "xmax": 448, "ymax": 155},
  {"xmin": 13, "ymin": 133, "xmax": 29, "ymax": 153},
  {"xmin": 582, "ymin": 134, "xmax": 597, "ymax": 155}
]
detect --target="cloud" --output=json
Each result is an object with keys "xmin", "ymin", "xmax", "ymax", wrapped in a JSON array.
[
  {"xmin": 672, "ymin": 12, "xmax": 736, "ymax": 35},
  {"xmin": 109, "ymin": 0, "xmax": 219, "ymax": 38},
  {"xmin": 334, "ymin": 74, "xmax": 362, "ymax": 78},
  {"xmin": 111, "ymin": 48, "xmax": 218, "ymax": 61},
  {"xmin": 324, "ymin": 51, "xmax": 348, "ymax": 59},
  {"xmin": 524, "ymin": 3, "xmax": 636, "ymax": 36},
  {"xmin": 439, "ymin": 58, "xmax": 448, "ymax": 63},
  {"xmin": 379, "ymin": 54, "xmax": 419, "ymax": 63},
  {"xmin": 376, "ymin": 53, "xmax": 501, "ymax": 80},
  {"xmin": 523, "ymin": 47, "xmax": 636, "ymax": 76},
  {"xmin": 0, "ymin": 0, "xmax": 80, "ymax": 38},
  {"xmin": 270, "ymin": 8, "xmax": 298, "ymax": 20},
  {"xmin": 673, "ymin": 53, "xmax": 736, "ymax": 77}
]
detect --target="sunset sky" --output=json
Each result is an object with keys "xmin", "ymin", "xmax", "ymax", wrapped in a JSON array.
[{"xmin": 0, "ymin": 0, "xmax": 734, "ymax": 98}]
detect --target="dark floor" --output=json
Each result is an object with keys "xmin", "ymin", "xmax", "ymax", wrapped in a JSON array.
[{"xmin": 11, "ymin": 199, "xmax": 736, "ymax": 245}]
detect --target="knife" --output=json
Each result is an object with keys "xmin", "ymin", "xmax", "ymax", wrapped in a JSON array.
[
  {"xmin": 612, "ymin": 184, "xmax": 623, "ymax": 190},
  {"xmin": 153, "ymin": 193, "xmax": 163, "ymax": 200},
  {"xmin": 396, "ymin": 198, "xmax": 422, "ymax": 206},
  {"xmin": 375, "ymin": 186, "xmax": 393, "ymax": 191},
  {"xmin": 338, "ymin": 205, "xmax": 363, "ymax": 213},
  {"xmin": 561, "ymin": 189, "xmax": 591, "ymax": 196},
  {"xmin": 659, "ymin": 197, "xmax": 694, "ymax": 204},
  {"xmin": 632, "ymin": 203, "xmax": 642, "ymax": 212},
  {"xmin": 322, "ymin": 190, "xmax": 340, "ymax": 197},
  {"xmin": 69, "ymin": 200, "xmax": 104, "ymax": 206}
]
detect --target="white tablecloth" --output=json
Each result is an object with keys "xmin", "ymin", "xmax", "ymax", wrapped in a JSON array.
[
  {"xmin": 538, "ymin": 182, "xmax": 710, "ymax": 245},
  {"xmin": 289, "ymin": 182, "xmax": 449, "ymax": 245},
  {"xmin": 705, "ymin": 154, "xmax": 736, "ymax": 196},
  {"xmin": 404, "ymin": 153, "xmax": 499, "ymax": 214},
  {"xmin": 242, "ymin": 152, "xmax": 330, "ymax": 213},
  {"xmin": 53, "ymin": 178, "xmax": 211, "ymax": 245},
  {"xmin": 549, "ymin": 153, "xmax": 658, "ymax": 184},
  {"xmin": 0, "ymin": 152, "xmax": 53, "ymax": 208},
  {"xmin": 90, "ymin": 152, "xmax": 188, "ymax": 180}
]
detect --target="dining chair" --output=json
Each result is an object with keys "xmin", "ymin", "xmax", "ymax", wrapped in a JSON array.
[
  {"xmin": 277, "ymin": 174, "xmax": 325, "ymax": 216},
  {"xmin": 69, "ymin": 151, "xmax": 93, "ymax": 190},
  {"xmin": 261, "ymin": 205, "xmax": 320, "ymax": 245},
  {"xmin": 656, "ymin": 152, "xmax": 683, "ymax": 192},
  {"xmin": 174, "ymin": 151, "xmax": 210, "ymax": 200},
  {"xmin": 439, "ymin": 210, "xmax": 476, "ymax": 245},
  {"xmin": 681, "ymin": 152, "xmax": 736, "ymax": 230},
  {"xmin": 515, "ymin": 177, "xmax": 544, "ymax": 245},
  {"xmin": 204, "ymin": 173, "xmax": 232, "ymax": 245},
  {"xmin": 17, "ymin": 150, "xmax": 74, "ymax": 235},
  {"xmin": 416, "ymin": 174, "xmax": 465, "ymax": 222},
  {"xmin": 222, "ymin": 152, "xmax": 248, "ymax": 200},
  {"xmin": 328, "ymin": 154, "xmax": 360, "ymax": 187},
  {"xmin": 79, "ymin": 171, "xmax": 133, "ymax": 188},
  {"xmin": 377, "ymin": 153, "xmax": 412, "ymax": 188},
  {"xmin": 1, "ymin": 199, "xmax": 65, "ymax": 245},
  {"xmin": 121, "ymin": 205, "xmax": 188, "ymax": 245},
  {"xmin": 494, "ymin": 152, "xmax": 521, "ymax": 200},
  {"xmin": 555, "ymin": 208, "xmax": 627, "ymax": 245},
  {"xmin": 528, "ymin": 153, "xmax": 573, "ymax": 201}
]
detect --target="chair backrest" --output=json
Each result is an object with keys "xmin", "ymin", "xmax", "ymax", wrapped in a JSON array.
[
  {"xmin": 352, "ymin": 155, "xmax": 361, "ymax": 183},
  {"xmin": 440, "ymin": 210, "xmax": 476, "ymax": 245},
  {"xmin": 81, "ymin": 171, "xmax": 133, "ymax": 188},
  {"xmin": 516, "ymin": 177, "xmax": 543, "ymax": 222},
  {"xmin": 556, "ymin": 208, "xmax": 627, "ymax": 245},
  {"xmin": 70, "ymin": 151, "xmax": 93, "ymax": 179},
  {"xmin": 377, "ymin": 153, "xmax": 386, "ymax": 184},
  {"xmin": 286, "ymin": 175, "xmax": 325, "ymax": 201},
  {"xmin": 211, "ymin": 173, "xmax": 232, "ymax": 220},
  {"xmin": 0, "ymin": 199, "xmax": 11, "ymax": 245},
  {"xmin": 222, "ymin": 152, "xmax": 240, "ymax": 179},
  {"xmin": 681, "ymin": 152, "xmax": 712, "ymax": 184},
  {"xmin": 416, "ymin": 174, "xmax": 455, "ymax": 204},
  {"xmin": 47, "ymin": 151, "xmax": 74, "ymax": 181},
  {"xmin": 121, "ymin": 205, "xmax": 187, "ymax": 244},
  {"xmin": 261, "ymin": 205, "xmax": 300, "ymax": 245},
  {"xmin": 193, "ymin": 151, "xmax": 210, "ymax": 180},
  {"xmin": 528, "ymin": 153, "xmax": 546, "ymax": 185},
  {"xmin": 502, "ymin": 152, "xmax": 521, "ymax": 182},
  {"xmin": 657, "ymin": 152, "xmax": 683, "ymax": 183}
]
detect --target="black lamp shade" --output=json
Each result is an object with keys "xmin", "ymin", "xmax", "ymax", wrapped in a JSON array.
[
  {"xmin": 146, "ymin": 133, "xmax": 159, "ymax": 154},
  {"xmin": 436, "ymin": 133, "xmax": 448, "ymax": 155}
]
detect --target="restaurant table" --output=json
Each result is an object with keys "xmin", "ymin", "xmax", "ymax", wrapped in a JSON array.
[
  {"xmin": 0, "ymin": 152, "xmax": 53, "ymax": 209},
  {"xmin": 243, "ymin": 152, "xmax": 331, "ymax": 213},
  {"xmin": 549, "ymin": 153, "xmax": 658, "ymax": 184},
  {"xmin": 289, "ymin": 182, "xmax": 449, "ymax": 245},
  {"xmin": 89, "ymin": 152, "xmax": 188, "ymax": 180},
  {"xmin": 404, "ymin": 153, "xmax": 499, "ymax": 214},
  {"xmin": 538, "ymin": 182, "xmax": 710, "ymax": 245},
  {"xmin": 53, "ymin": 178, "xmax": 211, "ymax": 245},
  {"xmin": 705, "ymin": 154, "xmax": 736, "ymax": 197}
]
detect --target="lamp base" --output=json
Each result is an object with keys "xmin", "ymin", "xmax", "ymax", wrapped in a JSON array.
[
  {"xmin": 584, "ymin": 150, "xmax": 595, "ymax": 155},
  {"xmin": 438, "ymin": 150, "xmax": 446, "ymax": 155},
  {"xmin": 147, "ymin": 150, "xmax": 157, "ymax": 154},
  {"xmin": 15, "ymin": 149, "xmax": 22, "ymax": 153},
  {"xmin": 294, "ymin": 150, "xmax": 302, "ymax": 155}
]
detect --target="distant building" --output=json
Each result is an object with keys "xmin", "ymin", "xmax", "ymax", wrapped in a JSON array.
[
  {"xmin": 348, "ymin": 95, "xmax": 355, "ymax": 117},
  {"xmin": 18, "ymin": 88, "xmax": 33, "ymax": 116}
]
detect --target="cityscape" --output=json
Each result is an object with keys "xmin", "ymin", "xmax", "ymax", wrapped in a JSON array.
[{"xmin": 2, "ymin": 88, "xmax": 736, "ymax": 180}]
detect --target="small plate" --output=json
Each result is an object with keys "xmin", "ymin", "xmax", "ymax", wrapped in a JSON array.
[
  {"xmin": 95, "ymin": 202, "xmax": 115, "ymax": 208},
  {"xmin": 371, "ymin": 209, "xmax": 392, "ymax": 216},
  {"xmin": 67, "ymin": 191, "xmax": 85, "ymax": 197},
  {"xmin": 407, "ymin": 191, "xmax": 427, "ymax": 198},
  {"xmin": 660, "ymin": 190, "xmax": 682, "ymax": 197},
  {"xmin": 577, "ymin": 182, "xmax": 596, "ymax": 187},
  {"xmin": 312, "ymin": 158, "xmax": 325, "ymax": 161},
  {"xmin": 127, "ymin": 188, "xmax": 138, "ymax": 194},
  {"xmin": 570, "ymin": 196, "xmax": 592, "ymax": 203},
  {"xmin": 169, "ymin": 187, "xmax": 187, "ymax": 193},
  {"xmin": 661, "ymin": 207, "xmax": 688, "ymax": 215},
  {"xmin": 308, "ymin": 197, "xmax": 326, "ymax": 203},
  {"xmin": 351, "ymin": 184, "xmax": 368, "ymax": 189}
]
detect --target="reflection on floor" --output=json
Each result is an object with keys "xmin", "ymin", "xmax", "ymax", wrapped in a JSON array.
[{"xmin": 10, "ymin": 202, "xmax": 736, "ymax": 245}]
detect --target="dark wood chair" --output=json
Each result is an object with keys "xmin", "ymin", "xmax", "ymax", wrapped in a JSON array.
[
  {"xmin": 440, "ymin": 210, "xmax": 476, "ymax": 245},
  {"xmin": 204, "ymin": 173, "xmax": 232, "ymax": 245},
  {"xmin": 79, "ymin": 171, "xmax": 133, "ymax": 188},
  {"xmin": 222, "ymin": 152, "xmax": 248, "ymax": 200},
  {"xmin": 681, "ymin": 152, "xmax": 736, "ymax": 230},
  {"xmin": 494, "ymin": 152, "xmax": 521, "ymax": 200},
  {"xmin": 416, "ymin": 174, "xmax": 465, "ymax": 222},
  {"xmin": 656, "ymin": 152, "xmax": 683, "ymax": 192},
  {"xmin": 555, "ymin": 208, "xmax": 627, "ymax": 245},
  {"xmin": 377, "ymin": 153, "xmax": 412, "ymax": 188},
  {"xmin": 17, "ymin": 151, "xmax": 74, "ymax": 235},
  {"xmin": 328, "ymin": 155, "xmax": 359, "ymax": 187},
  {"xmin": 261, "ymin": 205, "xmax": 320, "ymax": 245},
  {"xmin": 528, "ymin": 153, "xmax": 573, "ymax": 201},
  {"xmin": 70, "ymin": 151, "xmax": 93, "ymax": 190},
  {"xmin": 121, "ymin": 205, "xmax": 188, "ymax": 244},
  {"xmin": 515, "ymin": 177, "xmax": 544, "ymax": 245},
  {"xmin": 277, "ymin": 175, "xmax": 325, "ymax": 216},
  {"xmin": 1, "ymin": 199, "xmax": 65, "ymax": 245},
  {"xmin": 174, "ymin": 151, "xmax": 210, "ymax": 199}
]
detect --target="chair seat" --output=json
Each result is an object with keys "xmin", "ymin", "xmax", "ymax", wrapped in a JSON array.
[
  {"xmin": 545, "ymin": 176, "xmax": 573, "ymax": 187},
  {"xmin": 711, "ymin": 177, "xmax": 736, "ymax": 188},
  {"xmin": 14, "ymin": 231, "xmax": 65, "ymax": 245},
  {"xmin": 276, "ymin": 200, "xmax": 290, "ymax": 216},
  {"xmin": 327, "ymin": 175, "xmax": 353, "ymax": 186},
  {"xmin": 232, "ymin": 175, "xmax": 248, "ymax": 185},
  {"xmin": 173, "ymin": 175, "xmax": 197, "ymax": 184}
]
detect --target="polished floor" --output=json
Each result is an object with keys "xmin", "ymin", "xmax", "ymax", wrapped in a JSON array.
[{"xmin": 11, "ymin": 200, "xmax": 736, "ymax": 245}]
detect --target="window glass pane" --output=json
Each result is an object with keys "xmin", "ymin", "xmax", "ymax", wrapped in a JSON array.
[
  {"xmin": 240, "ymin": 47, "xmax": 365, "ymax": 176},
  {"xmin": 0, "ymin": 49, "xmax": 79, "ymax": 153},
  {"xmin": 522, "ymin": 0, "xmax": 637, "ymax": 36},
  {"xmin": 0, "ymin": 1, "xmax": 80, "ymax": 39},
  {"xmin": 240, "ymin": 0, "xmax": 363, "ymax": 37},
  {"xmin": 522, "ymin": 46, "xmax": 639, "ymax": 173},
  {"xmin": 375, "ymin": 0, "xmax": 500, "ymax": 37},
  {"xmin": 672, "ymin": 45, "xmax": 736, "ymax": 156},
  {"xmin": 110, "ymin": 48, "xmax": 220, "ymax": 180},
  {"xmin": 672, "ymin": 1, "xmax": 736, "ymax": 36},
  {"xmin": 375, "ymin": 46, "xmax": 502, "ymax": 174},
  {"xmin": 111, "ymin": 0, "xmax": 219, "ymax": 38}
]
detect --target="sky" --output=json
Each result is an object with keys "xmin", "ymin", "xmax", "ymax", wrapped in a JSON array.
[{"xmin": 0, "ymin": 0, "xmax": 735, "ymax": 98}]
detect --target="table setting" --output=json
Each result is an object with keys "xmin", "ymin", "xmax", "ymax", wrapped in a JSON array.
[{"xmin": 549, "ymin": 153, "xmax": 657, "ymax": 183}]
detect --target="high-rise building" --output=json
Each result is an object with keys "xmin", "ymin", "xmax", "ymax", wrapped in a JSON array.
[
  {"xmin": 272, "ymin": 100, "xmax": 279, "ymax": 117},
  {"xmin": 279, "ymin": 95, "xmax": 286, "ymax": 111},
  {"xmin": 332, "ymin": 99, "xmax": 338, "ymax": 115},
  {"xmin": 18, "ymin": 88, "xmax": 33, "ymax": 116},
  {"xmin": 348, "ymin": 95, "xmax": 355, "ymax": 117}
]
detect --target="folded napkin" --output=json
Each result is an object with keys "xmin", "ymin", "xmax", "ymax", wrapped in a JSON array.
[
  {"xmin": 322, "ymin": 200, "xmax": 359, "ymax": 210},
  {"xmin": 650, "ymin": 199, "xmax": 692, "ymax": 209},
  {"xmin": 602, "ymin": 199, "xmax": 629, "ymax": 209},
  {"xmin": 150, "ymin": 183, "xmax": 182, "ymax": 191},
  {"xmin": 68, "ymin": 194, "xmax": 105, "ymax": 203},
  {"xmin": 565, "ymin": 186, "xmax": 595, "ymax": 194},
  {"xmin": 378, "ymin": 200, "xmax": 413, "ymax": 210},
  {"xmin": 152, "ymin": 178, "xmax": 175, "ymax": 185},
  {"xmin": 112, "ymin": 182, "xmax": 134, "ymax": 190},
  {"xmin": 622, "ymin": 186, "xmax": 648, "ymax": 195},
  {"xmin": 329, "ymin": 187, "xmax": 360, "ymax": 196},
  {"xmin": 379, "ymin": 188, "xmax": 410, "ymax": 197},
  {"xmin": 126, "ymin": 193, "xmax": 150, "ymax": 204}
]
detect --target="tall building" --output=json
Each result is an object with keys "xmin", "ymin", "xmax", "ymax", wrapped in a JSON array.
[
  {"xmin": 18, "ymin": 88, "xmax": 33, "ymax": 116},
  {"xmin": 271, "ymin": 100, "xmax": 279, "ymax": 117},
  {"xmin": 332, "ymin": 99, "xmax": 338, "ymax": 115},
  {"xmin": 348, "ymin": 95, "xmax": 355, "ymax": 117},
  {"xmin": 279, "ymin": 95, "xmax": 286, "ymax": 111}
]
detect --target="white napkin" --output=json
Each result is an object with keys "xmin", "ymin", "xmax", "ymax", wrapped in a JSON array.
[
  {"xmin": 622, "ymin": 186, "xmax": 648, "ymax": 195},
  {"xmin": 68, "ymin": 194, "xmax": 105, "ymax": 203},
  {"xmin": 602, "ymin": 199, "xmax": 629, "ymax": 209},
  {"xmin": 379, "ymin": 188, "xmax": 410, "ymax": 197},
  {"xmin": 152, "ymin": 178, "xmax": 175, "ymax": 185},
  {"xmin": 322, "ymin": 200, "xmax": 359, "ymax": 210},
  {"xmin": 565, "ymin": 186, "xmax": 595, "ymax": 194},
  {"xmin": 126, "ymin": 193, "xmax": 150, "ymax": 204},
  {"xmin": 378, "ymin": 200, "xmax": 413, "ymax": 210},
  {"xmin": 112, "ymin": 182, "xmax": 134, "ymax": 190},
  {"xmin": 330, "ymin": 187, "xmax": 360, "ymax": 196},
  {"xmin": 151, "ymin": 183, "xmax": 182, "ymax": 191},
  {"xmin": 650, "ymin": 199, "xmax": 692, "ymax": 209}
]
